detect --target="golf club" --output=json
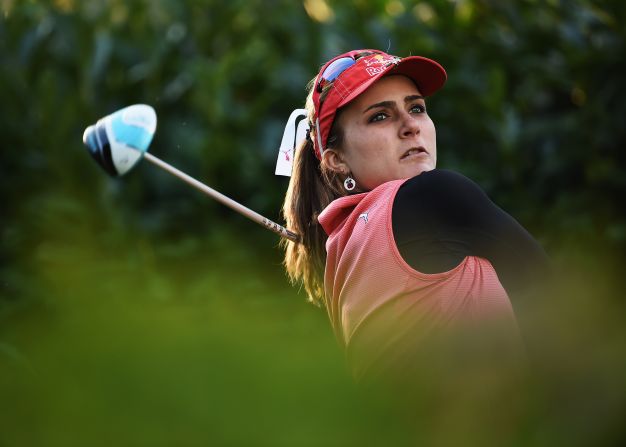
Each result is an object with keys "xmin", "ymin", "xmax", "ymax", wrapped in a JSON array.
[{"xmin": 82, "ymin": 104, "xmax": 299, "ymax": 242}]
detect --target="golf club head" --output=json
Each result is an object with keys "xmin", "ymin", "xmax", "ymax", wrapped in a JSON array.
[{"xmin": 82, "ymin": 104, "xmax": 157, "ymax": 176}]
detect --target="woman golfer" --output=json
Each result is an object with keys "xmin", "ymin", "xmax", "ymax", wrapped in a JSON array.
[{"xmin": 280, "ymin": 49, "xmax": 548, "ymax": 380}]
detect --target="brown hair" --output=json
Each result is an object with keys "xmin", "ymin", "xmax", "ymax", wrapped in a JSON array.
[
  {"xmin": 281, "ymin": 51, "xmax": 378, "ymax": 306},
  {"xmin": 280, "ymin": 80, "xmax": 347, "ymax": 306}
]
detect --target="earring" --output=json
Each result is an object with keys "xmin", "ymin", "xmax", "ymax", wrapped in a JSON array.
[{"xmin": 344, "ymin": 176, "xmax": 356, "ymax": 191}]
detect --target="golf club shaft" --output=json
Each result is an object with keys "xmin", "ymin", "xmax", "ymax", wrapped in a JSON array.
[{"xmin": 143, "ymin": 152, "xmax": 300, "ymax": 243}]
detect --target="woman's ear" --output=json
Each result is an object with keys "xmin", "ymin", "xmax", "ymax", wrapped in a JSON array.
[{"xmin": 322, "ymin": 149, "xmax": 349, "ymax": 175}]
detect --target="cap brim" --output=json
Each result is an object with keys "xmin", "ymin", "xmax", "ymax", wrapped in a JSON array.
[{"xmin": 337, "ymin": 56, "xmax": 447, "ymax": 109}]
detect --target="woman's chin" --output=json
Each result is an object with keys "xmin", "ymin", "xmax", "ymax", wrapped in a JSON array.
[{"xmin": 408, "ymin": 162, "xmax": 435, "ymax": 178}]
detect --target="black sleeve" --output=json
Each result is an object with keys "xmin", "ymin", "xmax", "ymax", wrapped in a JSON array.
[{"xmin": 392, "ymin": 169, "xmax": 549, "ymax": 295}]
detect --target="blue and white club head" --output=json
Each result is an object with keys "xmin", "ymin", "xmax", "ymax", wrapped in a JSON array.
[{"xmin": 82, "ymin": 104, "xmax": 157, "ymax": 176}]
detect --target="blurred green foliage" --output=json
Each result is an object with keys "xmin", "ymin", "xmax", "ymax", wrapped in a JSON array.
[{"xmin": 1, "ymin": 0, "xmax": 625, "ymax": 445}]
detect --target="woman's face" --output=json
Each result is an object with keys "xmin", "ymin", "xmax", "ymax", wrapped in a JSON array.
[{"xmin": 327, "ymin": 75, "xmax": 437, "ymax": 191}]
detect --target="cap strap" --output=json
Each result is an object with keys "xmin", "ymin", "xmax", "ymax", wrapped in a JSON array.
[{"xmin": 314, "ymin": 118, "xmax": 325, "ymax": 160}]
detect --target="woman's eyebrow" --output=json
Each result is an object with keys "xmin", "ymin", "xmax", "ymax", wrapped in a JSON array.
[
  {"xmin": 362, "ymin": 95, "xmax": 425, "ymax": 114},
  {"xmin": 405, "ymin": 95, "xmax": 425, "ymax": 103}
]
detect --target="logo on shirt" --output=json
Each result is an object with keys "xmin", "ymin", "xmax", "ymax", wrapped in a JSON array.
[{"xmin": 358, "ymin": 212, "xmax": 369, "ymax": 224}]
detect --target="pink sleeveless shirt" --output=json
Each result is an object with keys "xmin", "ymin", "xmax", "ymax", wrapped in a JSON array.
[{"xmin": 318, "ymin": 179, "xmax": 520, "ymax": 378}]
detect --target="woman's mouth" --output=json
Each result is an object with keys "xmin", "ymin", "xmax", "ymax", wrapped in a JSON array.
[{"xmin": 400, "ymin": 147, "xmax": 428, "ymax": 160}]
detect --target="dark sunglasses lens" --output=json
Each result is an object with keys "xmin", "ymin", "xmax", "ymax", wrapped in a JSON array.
[{"xmin": 322, "ymin": 57, "xmax": 356, "ymax": 82}]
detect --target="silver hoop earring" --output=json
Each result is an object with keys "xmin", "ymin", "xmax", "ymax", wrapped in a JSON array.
[{"xmin": 344, "ymin": 176, "xmax": 356, "ymax": 191}]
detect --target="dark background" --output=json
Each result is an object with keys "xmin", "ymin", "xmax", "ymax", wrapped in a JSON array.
[{"xmin": 1, "ymin": 0, "xmax": 625, "ymax": 445}]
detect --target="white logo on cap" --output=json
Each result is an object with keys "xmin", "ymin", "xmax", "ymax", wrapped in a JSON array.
[{"xmin": 364, "ymin": 55, "xmax": 401, "ymax": 77}]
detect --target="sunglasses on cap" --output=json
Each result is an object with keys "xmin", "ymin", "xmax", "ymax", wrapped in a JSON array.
[{"xmin": 314, "ymin": 49, "xmax": 387, "ymax": 94}]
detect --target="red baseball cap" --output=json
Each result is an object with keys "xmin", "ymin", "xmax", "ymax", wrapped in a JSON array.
[{"xmin": 311, "ymin": 49, "xmax": 447, "ymax": 160}]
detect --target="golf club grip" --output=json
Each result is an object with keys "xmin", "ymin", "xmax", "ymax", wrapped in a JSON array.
[{"xmin": 143, "ymin": 153, "xmax": 300, "ymax": 243}]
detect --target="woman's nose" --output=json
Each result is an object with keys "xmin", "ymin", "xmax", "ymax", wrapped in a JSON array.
[{"xmin": 399, "ymin": 112, "xmax": 420, "ymax": 138}]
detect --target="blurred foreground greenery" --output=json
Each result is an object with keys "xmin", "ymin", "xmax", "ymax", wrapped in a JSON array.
[
  {"xmin": 1, "ymin": 0, "xmax": 625, "ymax": 445},
  {"xmin": 1, "ymin": 210, "xmax": 624, "ymax": 446},
  {"xmin": 2, "ymin": 206, "xmax": 624, "ymax": 446}
]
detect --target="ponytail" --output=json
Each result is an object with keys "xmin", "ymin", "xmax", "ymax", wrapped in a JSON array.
[{"xmin": 281, "ymin": 81, "xmax": 346, "ymax": 305}]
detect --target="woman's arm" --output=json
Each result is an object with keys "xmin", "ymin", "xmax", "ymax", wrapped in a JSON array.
[{"xmin": 392, "ymin": 169, "xmax": 549, "ymax": 295}]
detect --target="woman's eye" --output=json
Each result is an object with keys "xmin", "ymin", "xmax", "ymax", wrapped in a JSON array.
[
  {"xmin": 369, "ymin": 112, "xmax": 388, "ymax": 123},
  {"xmin": 410, "ymin": 104, "xmax": 426, "ymax": 114}
]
